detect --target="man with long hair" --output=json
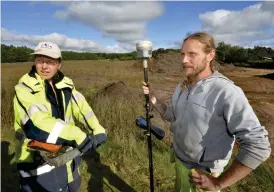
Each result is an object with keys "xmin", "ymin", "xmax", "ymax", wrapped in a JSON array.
[{"xmin": 143, "ymin": 32, "xmax": 271, "ymax": 191}]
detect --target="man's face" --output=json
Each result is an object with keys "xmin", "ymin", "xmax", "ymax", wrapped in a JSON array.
[
  {"xmin": 34, "ymin": 55, "xmax": 61, "ymax": 80},
  {"xmin": 180, "ymin": 39, "xmax": 212, "ymax": 78}
]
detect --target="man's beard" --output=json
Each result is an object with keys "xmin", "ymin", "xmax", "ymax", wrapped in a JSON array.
[{"xmin": 182, "ymin": 58, "xmax": 207, "ymax": 84}]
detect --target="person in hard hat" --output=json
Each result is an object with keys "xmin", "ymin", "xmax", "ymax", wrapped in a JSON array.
[
  {"xmin": 142, "ymin": 32, "xmax": 271, "ymax": 192},
  {"xmin": 13, "ymin": 41, "xmax": 107, "ymax": 192}
]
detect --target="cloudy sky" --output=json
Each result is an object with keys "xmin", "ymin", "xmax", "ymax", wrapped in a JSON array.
[{"xmin": 2, "ymin": 1, "xmax": 274, "ymax": 53}]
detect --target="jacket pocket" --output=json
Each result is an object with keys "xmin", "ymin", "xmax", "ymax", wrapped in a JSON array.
[{"xmin": 192, "ymin": 102, "xmax": 211, "ymax": 122}]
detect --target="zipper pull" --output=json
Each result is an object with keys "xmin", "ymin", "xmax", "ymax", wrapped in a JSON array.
[{"xmin": 186, "ymin": 92, "xmax": 190, "ymax": 100}]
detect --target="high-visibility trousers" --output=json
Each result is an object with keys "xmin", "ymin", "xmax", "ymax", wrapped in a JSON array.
[{"xmin": 174, "ymin": 156, "xmax": 222, "ymax": 192}]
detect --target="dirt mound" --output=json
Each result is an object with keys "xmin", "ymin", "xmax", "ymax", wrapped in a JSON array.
[
  {"xmin": 133, "ymin": 52, "xmax": 236, "ymax": 75},
  {"xmin": 155, "ymin": 52, "xmax": 182, "ymax": 76},
  {"xmin": 133, "ymin": 57, "xmax": 164, "ymax": 73},
  {"xmin": 133, "ymin": 52, "xmax": 181, "ymax": 75},
  {"xmin": 94, "ymin": 81, "xmax": 133, "ymax": 100}
]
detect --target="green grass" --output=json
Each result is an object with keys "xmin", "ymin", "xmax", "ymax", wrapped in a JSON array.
[{"xmin": 1, "ymin": 60, "xmax": 274, "ymax": 191}]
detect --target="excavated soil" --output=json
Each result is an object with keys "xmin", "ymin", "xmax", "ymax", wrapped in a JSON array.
[
  {"xmin": 133, "ymin": 52, "xmax": 181, "ymax": 75},
  {"xmin": 94, "ymin": 81, "xmax": 133, "ymax": 100},
  {"xmin": 133, "ymin": 52, "xmax": 237, "ymax": 76}
]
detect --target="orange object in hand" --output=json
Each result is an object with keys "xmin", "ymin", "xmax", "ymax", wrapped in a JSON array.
[{"xmin": 27, "ymin": 140, "xmax": 62, "ymax": 153}]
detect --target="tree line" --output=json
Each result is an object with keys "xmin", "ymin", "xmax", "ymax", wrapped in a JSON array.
[
  {"xmin": 1, "ymin": 44, "xmax": 138, "ymax": 63},
  {"xmin": 1, "ymin": 43, "xmax": 274, "ymax": 63}
]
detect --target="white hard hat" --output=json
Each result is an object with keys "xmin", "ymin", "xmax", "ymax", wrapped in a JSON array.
[{"xmin": 30, "ymin": 42, "xmax": 62, "ymax": 59}]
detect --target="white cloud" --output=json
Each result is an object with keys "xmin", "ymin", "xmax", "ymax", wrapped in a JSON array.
[
  {"xmin": 199, "ymin": 1, "xmax": 274, "ymax": 48},
  {"xmin": 1, "ymin": 28, "xmax": 127, "ymax": 53},
  {"xmin": 1, "ymin": 1, "xmax": 164, "ymax": 53},
  {"xmin": 53, "ymin": 1, "xmax": 164, "ymax": 47}
]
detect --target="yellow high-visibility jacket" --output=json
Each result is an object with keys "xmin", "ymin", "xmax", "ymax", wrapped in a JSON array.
[{"xmin": 13, "ymin": 66, "xmax": 106, "ymax": 182}]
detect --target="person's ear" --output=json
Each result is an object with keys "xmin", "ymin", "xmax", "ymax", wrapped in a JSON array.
[
  {"xmin": 58, "ymin": 62, "xmax": 62, "ymax": 70},
  {"xmin": 207, "ymin": 49, "xmax": 215, "ymax": 62}
]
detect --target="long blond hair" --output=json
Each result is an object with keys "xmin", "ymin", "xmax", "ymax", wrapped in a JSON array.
[{"xmin": 183, "ymin": 31, "xmax": 219, "ymax": 72}]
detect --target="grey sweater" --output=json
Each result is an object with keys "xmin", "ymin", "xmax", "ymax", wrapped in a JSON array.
[{"xmin": 161, "ymin": 71, "xmax": 271, "ymax": 173}]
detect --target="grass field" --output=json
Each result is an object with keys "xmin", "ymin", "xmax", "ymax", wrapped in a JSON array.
[{"xmin": 1, "ymin": 60, "xmax": 274, "ymax": 192}]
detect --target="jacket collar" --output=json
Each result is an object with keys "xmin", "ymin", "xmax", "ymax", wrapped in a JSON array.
[
  {"xmin": 182, "ymin": 71, "xmax": 234, "ymax": 95},
  {"xmin": 20, "ymin": 65, "xmax": 74, "ymax": 92}
]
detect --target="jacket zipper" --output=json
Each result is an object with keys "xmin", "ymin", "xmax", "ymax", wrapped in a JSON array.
[
  {"xmin": 186, "ymin": 91, "xmax": 190, "ymax": 100},
  {"xmin": 181, "ymin": 82, "xmax": 200, "ymax": 121},
  {"xmin": 49, "ymin": 82, "xmax": 62, "ymax": 119},
  {"xmin": 178, "ymin": 87, "xmax": 190, "ymax": 122}
]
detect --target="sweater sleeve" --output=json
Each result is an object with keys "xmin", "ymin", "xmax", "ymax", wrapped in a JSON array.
[{"xmin": 223, "ymin": 85, "xmax": 271, "ymax": 169}]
